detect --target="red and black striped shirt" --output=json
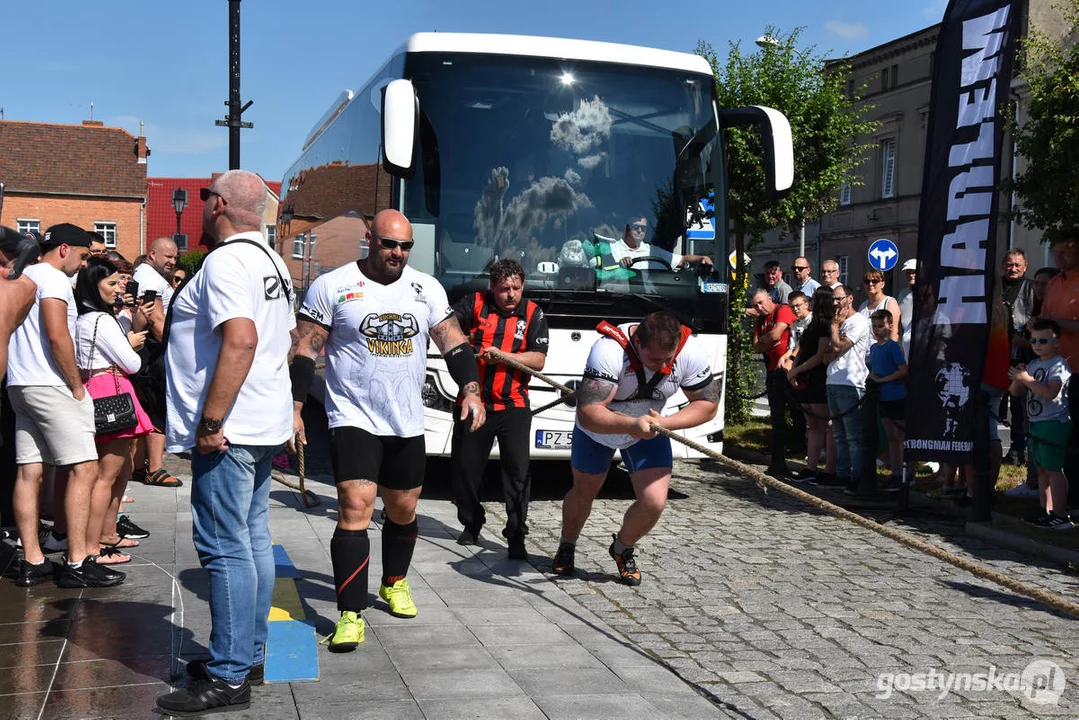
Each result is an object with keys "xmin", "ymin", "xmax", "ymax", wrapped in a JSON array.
[{"xmin": 452, "ymin": 292, "xmax": 549, "ymax": 411}]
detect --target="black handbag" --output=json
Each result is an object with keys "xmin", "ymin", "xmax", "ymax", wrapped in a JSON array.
[{"xmin": 85, "ymin": 315, "xmax": 138, "ymax": 435}]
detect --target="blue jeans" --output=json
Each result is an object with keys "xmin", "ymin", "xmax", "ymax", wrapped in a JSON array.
[
  {"xmin": 190, "ymin": 444, "xmax": 279, "ymax": 684},
  {"xmin": 827, "ymin": 384, "xmax": 864, "ymax": 482}
]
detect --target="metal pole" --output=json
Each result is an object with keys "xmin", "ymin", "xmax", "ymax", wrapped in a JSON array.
[
  {"xmin": 799, "ymin": 218, "xmax": 805, "ymax": 258},
  {"xmin": 175, "ymin": 211, "xmax": 182, "ymax": 241},
  {"xmin": 228, "ymin": 0, "xmax": 241, "ymax": 169}
]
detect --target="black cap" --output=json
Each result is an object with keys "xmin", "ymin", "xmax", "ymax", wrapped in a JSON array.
[
  {"xmin": 0, "ymin": 225, "xmax": 23, "ymax": 255},
  {"xmin": 41, "ymin": 223, "xmax": 91, "ymax": 249}
]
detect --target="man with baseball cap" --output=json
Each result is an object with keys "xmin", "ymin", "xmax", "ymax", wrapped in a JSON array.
[
  {"xmin": 8, "ymin": 223, "xmax": 123, "ymax": 588},
  {"xmin": 897, "ymin": 259, "xmax": 916, "ymax": 357}
]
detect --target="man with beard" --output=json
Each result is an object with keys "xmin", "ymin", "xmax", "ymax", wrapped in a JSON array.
[{"xmin": 290, "ymin": 209, "xmax": 485, "ymax": 652}]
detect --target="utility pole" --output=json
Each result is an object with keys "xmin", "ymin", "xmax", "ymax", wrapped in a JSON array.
[{"xmin": 215, "ymin": 0, "xmax": 253, "ymax": 169}]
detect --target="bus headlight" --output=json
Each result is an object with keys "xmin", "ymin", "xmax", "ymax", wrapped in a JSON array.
[{"xmin": 421, "ymin": 374, "xmax": 455, "ymax": 413}]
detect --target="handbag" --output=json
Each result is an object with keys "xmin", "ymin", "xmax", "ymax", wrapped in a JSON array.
[{"xmin": 85, "ymin": 315, "xmax": 138, "ymax": 435}]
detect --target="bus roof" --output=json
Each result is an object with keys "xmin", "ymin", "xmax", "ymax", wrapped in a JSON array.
[{"xmin": 402, "ymin": 32, "xmax": 714, "ymax": 77}]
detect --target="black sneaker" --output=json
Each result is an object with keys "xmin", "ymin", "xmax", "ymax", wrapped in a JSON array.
[
  {"xmin": 791, "ymin": 468, "xmax": 817, "ymax": 484},
  {"xmin": 552, "ymin": 542, "xmax": 575, "ymax": 576},
  {"xmin": 187, "ymin": 658, "xmax": 264, "ymax": 686},
  {"xmin": 507, "ymin": 536, "xmax": 527, "ymax": 560},
  {"xmin": 1030, "ymin": 513, "xmax": 1074, "ymax": 531},
  {"xmin": 157, "ymin": 676, "xmax": 251, "ymax": 716},
  {"xmin": 456, "ymin": 528, "xmax": 480, "ymax": 546},
  {"xmin": 809, "ymin": 473, "xmax": 846, "ymax": 487},
  {"xmin": 1024, "ymin": 510, "xmax": 1049, "ymax": 526},
  {"xmin": 879, "ymin": 476, "xmax": 902, "ymax": 493},
  {"xmin": 57, "ymin": 557, "xmax": 125, "ymax": 588},
  {"xmin": 116, "ymin": 515, "xmax": 149, "ymax": 540},
  {"xmin": 15, "ymin": 557, "xmax": 56, "ymax": 587},
  {"xmin": 608, "ymin": 535, "xmax": 641, "ymax": 586},
  {"xmin": 764, "ymin": 464, "xmax": 790, "ymax": 478}
]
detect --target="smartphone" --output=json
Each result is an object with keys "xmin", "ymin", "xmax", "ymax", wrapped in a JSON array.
[
  {"xmin": 126, "ymin": 279, "xmax": 140, "ymax": 299},
  {"xmin": 142, "ymin": 289, "xmax": 158, "ymax": 304}
]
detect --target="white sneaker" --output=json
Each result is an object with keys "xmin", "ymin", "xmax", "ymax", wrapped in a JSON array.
[{"xmin": 1003, "ymin": 484, "xmax": 1039, "ymax": 499}]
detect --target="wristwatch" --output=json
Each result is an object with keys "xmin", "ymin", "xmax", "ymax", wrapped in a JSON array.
[{"xmin": 199, "ymin": 416, "xmax": 223, "ymax": 433}]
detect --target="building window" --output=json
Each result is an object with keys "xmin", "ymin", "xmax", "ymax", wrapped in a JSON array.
[
  {"xmin": 17, "ymin": 219, "xmax": 39, "ymax": 235},
  {"xmin": 839, "ymin": 181, "xmax": 852, "ymax": 206},
  {"xmin": 308, "ymin": 233, "xmax": 317, "ymax": 254},
  {"xmin": 265, "ymin": 224, "xmax": 276, "ymax": 249},
  {"xmin": 94, "ymin": 222, "xmax": 117, "ymax": 248},
  {"xmin": 838, "ymin": 255, "xmax": 849, "ymax": 286},
  {"xmin": 292, "ymin": 233, "xmax": 305, "ymax": 259},
  {"xmin": 881, "ymin": 67, "xmax": 889, "ymax": 92},
  {"xmin": 173, "ymin": 233, "xmax": 188, "ymax": 251},
  {"xmin": 881, "ymin": 138, "xmax": 897, "ymax": 199},
  {"xmin": 890, "ymin": 64, "xmax": 899, "ymax": 88}
]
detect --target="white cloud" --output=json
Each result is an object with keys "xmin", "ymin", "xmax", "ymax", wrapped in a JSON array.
[{"xmin": 824, "ymin": 20, "xmax": 870, "ymax": 40}]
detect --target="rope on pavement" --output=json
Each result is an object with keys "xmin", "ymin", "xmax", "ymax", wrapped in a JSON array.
[
  {"xmin": 272, "ymin": 437, "xmax": 321, "ymax": 508},
  {"xmin": 485, "ymin": 347, "xmax": 1079, "ymax": 620}
]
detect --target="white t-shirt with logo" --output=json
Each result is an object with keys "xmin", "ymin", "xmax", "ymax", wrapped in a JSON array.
[
  {"xmin": 7, "ymin": 262, "xmax": 77, "ymax": 388},
  {"xmin": 133, "ymin": 263, "xmax": 174, "ymax": 310},
  {"xmin": 609, "ymin": 239, "xmax": 683, "ymax": 270},
  {"xmin": 826, "ymin": 312, "xmax": 871, "ymax": 388},
  {"xmin": 165, "ymin": 231, "xmax": 295, "ymax": 453},
  {"xmin": 299, "ymin": 262, "xmax": 454, "ymax": 437},
  {"xmin": 577, "ymin": 323, "xmax": 712, "ymax": 449}
]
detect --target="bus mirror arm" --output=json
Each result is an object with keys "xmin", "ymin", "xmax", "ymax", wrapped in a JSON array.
[
  {"xmin": 719, "ymin": 106, "xmax": 794, "ymax": 200},
  {"xmin": 382, "ymin": 79, "xmax": 419, "ymax": 178}
]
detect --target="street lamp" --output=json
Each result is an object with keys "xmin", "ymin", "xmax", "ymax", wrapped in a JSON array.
[
  {"xmin": 755, "ymin": 35, "xmax": 780, "ymax": 48},
  {"xmin": 172, "ymin": 189, "xmax": 188, "ymax": 251}
]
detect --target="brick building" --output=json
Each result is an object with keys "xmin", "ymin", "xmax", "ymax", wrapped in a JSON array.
[
  {"xmin": 0, "ymin": 119, "xmax": 149, "ymax": 259},
  {"xmin": 146, "ymin": 176, "xmax": 281, "ymax": 255}
]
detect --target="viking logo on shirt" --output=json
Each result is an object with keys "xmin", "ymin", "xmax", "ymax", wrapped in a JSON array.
[{"xmin": 359, "ymin": 312, "xmax": 420, "ymax": 356}]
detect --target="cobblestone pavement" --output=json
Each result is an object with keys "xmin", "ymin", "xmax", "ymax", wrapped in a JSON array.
[{"xmin": 484, "ymin": 459, "xmax": 1078, "ymax": 719}]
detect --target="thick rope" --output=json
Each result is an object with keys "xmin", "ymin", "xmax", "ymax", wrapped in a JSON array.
[
  {"xmin": 272, "ymin": 436, "xmax": 321, "ymax": 507},
  {"xmin": 486, "ymin": 346, "xmax": 1079, "ymax": 619}
]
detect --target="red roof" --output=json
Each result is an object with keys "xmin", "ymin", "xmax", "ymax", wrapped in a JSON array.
[{"xmin": 147, "ymin": 177, "xmax": 282, "ymax": 244}]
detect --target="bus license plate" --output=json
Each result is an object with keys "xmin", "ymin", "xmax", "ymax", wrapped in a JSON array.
[{"xmin": 535, "ymin": 430, "xmax": 572, "ymax": 449}]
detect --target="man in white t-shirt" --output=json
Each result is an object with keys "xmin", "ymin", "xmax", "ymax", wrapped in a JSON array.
[
  {"xmin": 158, "ymin": 171, "xmax": 294, "ymax": 717},
  {"xmin": 609, "ymin": 215, "xmax": 713, "ymax": 271},
  {"xmin": 8, "ymin": 224, "xmax": 123, "ymax": 589},
  {"xmin": 290, "ymin": 209, "xmax": 485, "ymax": 652},
  {"xmin": 552, "ymin": 312, "xmax": 719, "ymax": 586},
  {"xmin": 818, "ymin": 284, "xmax": 871, "ymax": 491},
  {"xmin": 130, "ymin": 236, "xmax": 180, "ymax": 489}
]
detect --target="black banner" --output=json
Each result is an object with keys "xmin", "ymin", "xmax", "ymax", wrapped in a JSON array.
[{"xmin": 905, "ymin": 0, "xmax": 1021, "ymax": 463}]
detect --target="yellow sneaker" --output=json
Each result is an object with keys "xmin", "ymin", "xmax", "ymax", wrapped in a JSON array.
[
  {"xmin": 379, "ymin": 578, "xmax": 418, "ymax": 618},
  {"xmin": 327, "ymin": 611, "xmax": 364, "ymax": 652}
]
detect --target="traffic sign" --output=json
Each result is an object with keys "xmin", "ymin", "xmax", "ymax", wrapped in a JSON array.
[{"xmin": 867, "ymin": 238, "xmax": 899, "ymax": 272}]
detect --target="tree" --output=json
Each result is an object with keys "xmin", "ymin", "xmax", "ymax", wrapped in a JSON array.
[
  {"xmin": 1004, "ymin": 0, "xmax": 1079, "ymax": 241},
  {"xmin": 697, "ymin": 27, "xmax": 877, "ymax": 423}
]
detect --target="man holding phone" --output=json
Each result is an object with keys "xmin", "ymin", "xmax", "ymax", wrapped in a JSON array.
[{"xmin": 130, "ymin": 237, "xmax": 180, "ymax": 488}]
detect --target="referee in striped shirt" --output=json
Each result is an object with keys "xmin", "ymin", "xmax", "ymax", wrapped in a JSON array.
[{"xmin": 451, "ymin": 259, "xmax": 549, "ymax": 559}]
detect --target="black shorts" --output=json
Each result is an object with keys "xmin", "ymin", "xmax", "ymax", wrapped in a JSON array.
[
  {"xmin": 330, "ymin": 426, "xmax": 425, "ymax": 489},
  {"xmin": 879, "ymin": 399, "xmax": 906, "ymax": 421}
]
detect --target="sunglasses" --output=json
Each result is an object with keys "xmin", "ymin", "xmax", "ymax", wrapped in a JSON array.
[
  {"xmin": 792, "ymin": 265, "xmax": 809, "ymax": 271},
  {"xmin": 628, "ymin": 223, "xmax": 647, "ymax": 232},
  {"xmin": 864, "ymin": 279, "xmax": 882, "ymax": 285},
  {"xmin": 375, "ymin": 236, "xmax": 415, "ymax": 251},
  {"xmin": 200, "ymin": 188, "xmax": 226, "ymax": 204},
  {"xmin": 1030, "ymin": 337, "xmax": 1056, "ymax": 345}
]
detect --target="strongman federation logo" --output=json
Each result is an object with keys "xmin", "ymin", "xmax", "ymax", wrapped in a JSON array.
[
  {"xmin": 933, "ymin": 362, "xmax": 972, "ymax": 438},
  {"xmin": 359, "ymin": 312, "xmax": 420, "ymax": 356}
]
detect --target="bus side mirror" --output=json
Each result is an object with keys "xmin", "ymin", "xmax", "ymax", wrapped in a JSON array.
[
  {"xmin": 719, "ymin": 106, "xmax": 794, "ymax": 199},
  {"xmin": 382, "ymin": 79, "xmax": 418, "ymax": 178}
]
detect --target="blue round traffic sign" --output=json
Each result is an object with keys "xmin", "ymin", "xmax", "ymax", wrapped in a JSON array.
[{"xmin": 867, "ymin": 238, "xmax": 899, "ymax": 272}]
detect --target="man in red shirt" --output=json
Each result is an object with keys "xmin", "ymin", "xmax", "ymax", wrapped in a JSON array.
[
  {"xmin": 450, "ymin": 259, "xmax": 549, "ymax": 558},
  {"xmin": 752, "ymin": 288, "xmax": 796, "ymax": 476},
  {"xmin": 1038, "ymin": 229, "xmax": 1079, "ymax": 507}
]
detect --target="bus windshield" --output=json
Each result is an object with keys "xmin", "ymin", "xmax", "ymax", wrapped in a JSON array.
[{"xmin": 403, "ymin": 53, "xmax": 727, "ymax": 331}]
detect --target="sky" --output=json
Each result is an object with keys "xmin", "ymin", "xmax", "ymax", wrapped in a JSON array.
[{"xmin": 2, "ymin": 0, "xmax": 950, "ymax": 184}]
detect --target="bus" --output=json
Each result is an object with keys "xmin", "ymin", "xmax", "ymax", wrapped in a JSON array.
[{"xmin": 281, "ymin": 32, "xmax": 792, "ymax": 459}]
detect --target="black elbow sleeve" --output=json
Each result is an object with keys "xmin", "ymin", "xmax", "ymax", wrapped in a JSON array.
[
  {"xmin": 290, "ymin": 355, "xmax": 316, "ymax": 403},
  {"xmin": 445, "ymin": 342, "xmax": 479, "ymax": 388}
]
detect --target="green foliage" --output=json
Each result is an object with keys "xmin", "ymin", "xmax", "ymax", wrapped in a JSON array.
[
  {"xmin": 176, "ymin": 249, "xmax": 206, "ymax": 276},
  {"xmin": 697, "ymin": 27, "xmax": 876, "ymax": 423},
  {"xmin": 1004, "ymin": 0, "xmax": 1079, "ymax": 242}
]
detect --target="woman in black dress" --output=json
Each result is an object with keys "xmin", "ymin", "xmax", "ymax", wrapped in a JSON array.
[{"xmin": 786, "ymin": 286, "xmax": 837, "ymax": 482}]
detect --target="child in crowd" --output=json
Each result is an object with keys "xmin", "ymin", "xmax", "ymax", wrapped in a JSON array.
[
  {"xmin": 1008, "ymin": 319, "xmax": 1073, "ymax": 530},
  {"xmin": 867, "ymin": 309, "xmax": 907, "ymax": 492}
]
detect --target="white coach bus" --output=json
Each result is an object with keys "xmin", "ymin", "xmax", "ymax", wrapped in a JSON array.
[{"xmin": 281, "ymin": 32, "xmax": 792, "ymax": 459}]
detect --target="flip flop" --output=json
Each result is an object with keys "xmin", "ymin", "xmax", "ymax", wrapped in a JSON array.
[
  {"xmin": 98, "ymin": 547, "xmax": 131, "ymax": 565},
  {"xmin": 102, "ymin": 536, "xmax": 139, "ymax": 549},
  {"xmin": 144, "ymin": 469, "xmax": 183, "ymax": 488}
]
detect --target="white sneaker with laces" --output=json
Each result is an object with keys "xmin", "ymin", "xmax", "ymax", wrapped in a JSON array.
[{"xmin": 1002, "ymin": 484, "xmax": 1039, "ymax": 499}]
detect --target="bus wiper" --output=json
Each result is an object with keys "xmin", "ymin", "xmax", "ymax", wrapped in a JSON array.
[{"xmin": 624, "ymin": 292, "xmax": 701, "ymax": 332}]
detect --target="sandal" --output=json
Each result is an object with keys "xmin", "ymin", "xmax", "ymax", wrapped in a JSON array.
[
  {"xmin": 144, "ymin": 469, "xmax": 183, "ymax": 488},
  {"xmin": 102, "ymin": 535, "xmax": 139, "ymax": 549},
  {"xmin": 98, "ymin": 546, "xmax": 131, "ymax": 565}
]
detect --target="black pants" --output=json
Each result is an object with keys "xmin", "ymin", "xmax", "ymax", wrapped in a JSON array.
[
  {"xmin": 765, "ymin": 368, "xmax": 788, "ymax": 469},
  {"xmin": 450, "ymin": 406, "xmax": 531, "ymax": 539},
  {"xmin": 1006, "ymin": 390, "xmax": 1027, "ymax": 455}
]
